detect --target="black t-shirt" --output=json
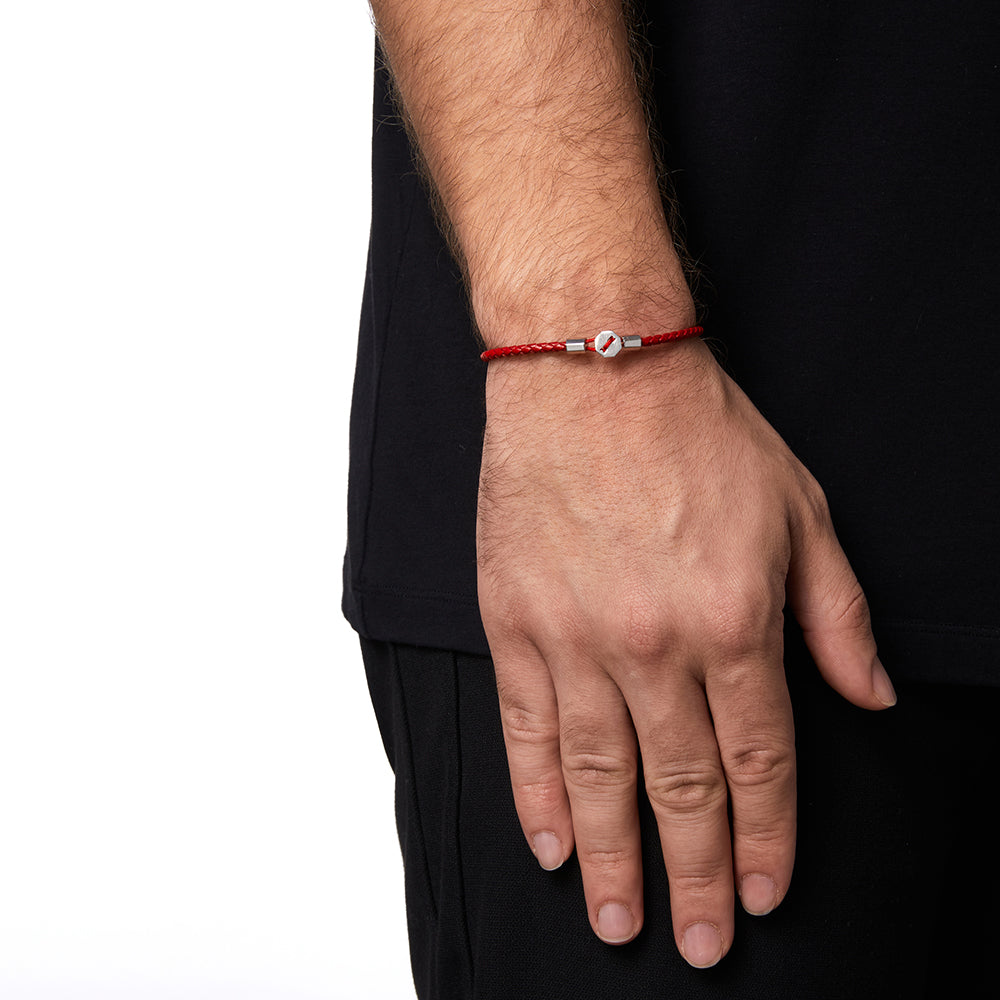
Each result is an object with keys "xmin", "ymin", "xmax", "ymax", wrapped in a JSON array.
[{"xmin": 344, "ymin": 0, "xmax": 1000, "ymax": 685}]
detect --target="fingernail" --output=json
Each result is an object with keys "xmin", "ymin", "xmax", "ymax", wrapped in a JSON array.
[
  {"xmin": 531, "ymin": 832, "xmax": 564, "ymax": 871},
  {"xmin": 872, "ymin": 657, "xmax": 897, "ymax": 707},
  {"xmin": 596, "ymin": 902, "xmax": 635, "ymax": 944},
  {"xmin": 739, "ymin": 873, "xmax": 778, "ymax": 915},
  {"xmin": 681, "ymin": 922, "xmax": 723, "ymax": 968}
]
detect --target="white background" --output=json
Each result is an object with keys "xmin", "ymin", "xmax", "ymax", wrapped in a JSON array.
[{"xmin": 0, "ymin": 3, "xmax": 416, "ymax": 997}]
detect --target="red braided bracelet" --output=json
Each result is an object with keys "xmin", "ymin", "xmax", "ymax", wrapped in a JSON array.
[{"xmin": 480, "ymin": 325, "xmax": 703, "ymax": 362}]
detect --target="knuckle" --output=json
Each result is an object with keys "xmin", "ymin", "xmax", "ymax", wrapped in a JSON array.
[
  {"xmin": 669, "ymin": 863, "xmax": 732, "ymax": 895},
  {"xmin": 513, "ymin": 775, "xmax": 566, "ymax": 813},
  {"xmin": 714, "ymin": 619, "xmax": 774, "ymax": 661},
  {"xmin": 589, "ymin": 587, "xmax": 679, "ymax": 664},
  {"xmin": 616, "ymin": 597, "xmax": 678, "ymax": 662},
  {"xmin": 722, "ymin": 741, "xmax": 794, "ymax": 788},
  {"xmin": 830, "ymin": 586, "xmax": 873, "ymax": 636},
  {"xmin": 496, "ymin": 692, "xmax": 559, "ymax": 749},
  {"xmin": 705, "ymin": 589, "xmax": 782, "ymax": 660},
  {"xmin": 562, "ymin": 748, "xmax": 636, "ymax": 789},
  {"xmin": 482, "ymin": 588, "xmax": 538, "ymax": 639},
  {"xmin": 560, "ymin": 720, "xmax": 636, "ymax": 790},
  {"xmin": 797, "ymin": 472, "xmax": 833, "ymax": 529},
  {"xmin": 646, "ymin": 764, "xmax": 727, "ymax": 815},
  {"xmin": 736, "ymin": 824, "xmax": 792, "ymax": 853},
  {"xmin": 577, "ymin": 844, "xmax": 634, "ymax": 876}
]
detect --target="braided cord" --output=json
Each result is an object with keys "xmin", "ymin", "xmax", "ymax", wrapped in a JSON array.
[
  {"xmin": 639, "ymin": 326, "xmax": 704, "ymax": 347},
  {"xmin": 480, "ymin": 325, "xmax": 702, "ymax": 362},
  {"xmin": 480, "ymin": 341, "xmax": 569, "ymax": 360}
]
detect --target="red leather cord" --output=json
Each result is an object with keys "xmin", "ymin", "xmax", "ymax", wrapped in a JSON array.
[
  {"xmin": 637, "ymin": 326, "xmax": 704, "ymax": 348},
  {"xmin": 480, "ymin": 340, "xmax": 570, "ymax": 359},
  {"xmin": 480, "ymin": 325, "xmax": 703, "ymax": 361}
]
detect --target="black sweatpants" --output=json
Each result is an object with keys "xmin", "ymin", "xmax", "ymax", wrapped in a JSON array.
[{"xmin": 360, "ymin": 634, "xmax": 998, "ymax": 999}]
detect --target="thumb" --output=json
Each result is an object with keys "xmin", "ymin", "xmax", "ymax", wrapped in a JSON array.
[{"xmin": 786, "ymin": 505, "xmax": 897, "ymax": 710}]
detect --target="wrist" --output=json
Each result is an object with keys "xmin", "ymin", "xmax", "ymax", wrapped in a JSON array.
[
  {"xmin": 474, "ymin": 270, "xmax": 697, "ymax": 354},
  {"xmin": 484, "ymin": 334, "xmax": 721, "ymax": 422}
]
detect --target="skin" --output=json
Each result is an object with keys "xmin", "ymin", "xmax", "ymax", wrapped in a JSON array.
[{"xmin": 370, "ymin": 0, "xmax": 896, "ymax": 967}]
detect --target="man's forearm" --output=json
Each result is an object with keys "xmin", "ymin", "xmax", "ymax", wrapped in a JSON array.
[{"xmin": 369, "ymin": 0, "xmax": 694, "ymax": 345}]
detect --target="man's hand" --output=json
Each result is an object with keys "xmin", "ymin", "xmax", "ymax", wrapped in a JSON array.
[
  {"xmin": 370, "ymin": 0, "xmax": 896, "ymax": 966},
  {"xmin": 478, "ymin": 336, "xmax": 895, "ymax": 965}
]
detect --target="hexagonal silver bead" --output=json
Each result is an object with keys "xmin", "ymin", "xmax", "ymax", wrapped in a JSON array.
[{"xmin": 594, "ymin": 330, "xmax": 623, "ymax": 357}]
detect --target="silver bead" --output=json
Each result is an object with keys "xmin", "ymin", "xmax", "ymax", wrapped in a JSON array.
[
  {"xmin": 565, "ymin": 339, "xmax": 587, "ymax": 352},
  {"xmin": 594, "ymin": 330, "xmax": 623, "ymax": 357},
  {"xmin": 623, "ymin": 335, "xmax": 642, "ymax": 349}
]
